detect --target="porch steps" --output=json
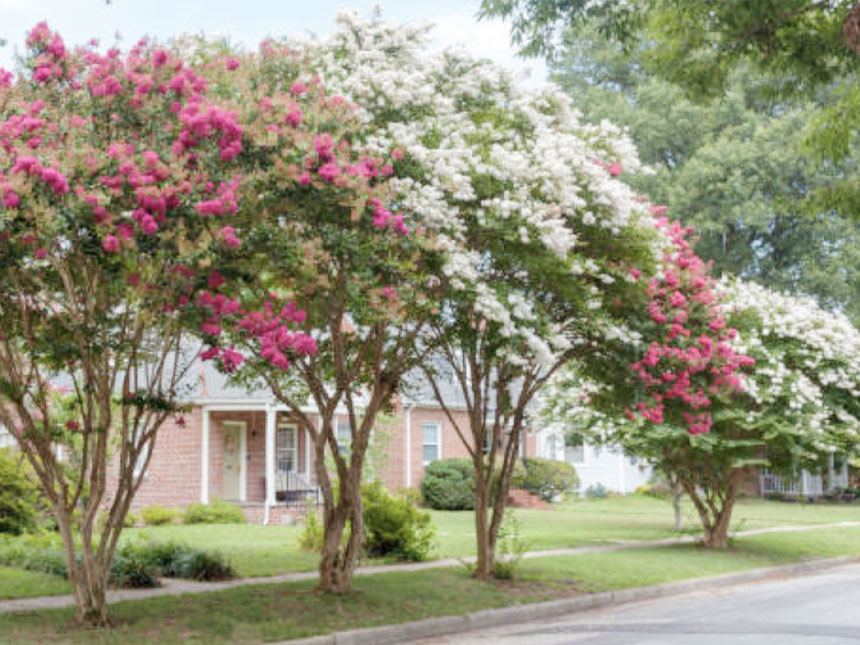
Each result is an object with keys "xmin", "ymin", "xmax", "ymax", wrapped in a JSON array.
[{"xmin": 506, "ymin": 488, "xmax": 552, "ymax": 510}]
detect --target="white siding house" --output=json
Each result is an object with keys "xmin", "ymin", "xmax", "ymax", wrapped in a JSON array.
[{"xmin": 537, "ymin": 426, "xmax": 652, "ymax": 495}]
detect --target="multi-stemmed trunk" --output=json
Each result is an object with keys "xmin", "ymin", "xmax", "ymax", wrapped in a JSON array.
[
  {"xmin": 315, "ymin": 447, "xmax": 365, "ymax": 593},
  {"xmin": 680, "ymin": 468, "xmax": 741, "ymax": 549}
]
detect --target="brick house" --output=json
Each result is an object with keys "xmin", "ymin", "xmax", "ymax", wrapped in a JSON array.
[{"xmin": 119, "ymin": 360, "xmax": 537, "ymax": 524}]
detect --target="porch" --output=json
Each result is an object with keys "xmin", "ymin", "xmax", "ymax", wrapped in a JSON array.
[
  {"xmin": 759, "ymin": 454, "xmax": 849, "ymax": 499},
  {"xmin": 199, "ymin": 403, "xmax": 321, "ymax": 523}
]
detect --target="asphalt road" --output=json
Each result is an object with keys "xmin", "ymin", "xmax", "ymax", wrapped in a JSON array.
[{"xmin": 410, "ymin": 563, "xmax": 860, "ymax": 645}]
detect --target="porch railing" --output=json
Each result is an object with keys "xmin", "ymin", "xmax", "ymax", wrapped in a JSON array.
[{"xmin": 275, "ymin": 471, "xmax": 320, "ymax": 507}]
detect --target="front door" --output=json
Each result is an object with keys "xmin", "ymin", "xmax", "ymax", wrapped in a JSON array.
[{"xmin": 222, "ymin": 423, "xmax": 243, "ymax": 501}]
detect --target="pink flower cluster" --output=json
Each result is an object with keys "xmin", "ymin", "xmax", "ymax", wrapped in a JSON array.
[
  {"xmin": 234, "ymin": 299, "xmax": 316, "ymax": 371},
  {"xmin": 369, "ymin": 198, "xmax": 409, "ymax": 235},
  {"xmin": 26, "ymin": 23, "xmax": 70, "ymax": 84},
  {"xmin": 627, "ymin": 210, "xmax": 755, "ymax": 435}
]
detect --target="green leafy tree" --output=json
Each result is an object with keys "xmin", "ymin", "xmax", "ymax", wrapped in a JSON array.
[{"xmin": 549, "ymin": 28, "xmax": 860, "ymax": 322}]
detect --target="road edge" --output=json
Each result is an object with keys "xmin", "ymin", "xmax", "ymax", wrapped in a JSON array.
[{"xmin": 280, "ymin": 555, "xmax": 860, "ymax": 645}]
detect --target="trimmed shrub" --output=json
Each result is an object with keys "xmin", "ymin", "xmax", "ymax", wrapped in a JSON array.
[
  {"xmin": 183, "ymin": 500, "xmax": 246, "ymax": 525},
  {"xmin": 0, "ymin": 448, "xmax": 39, "ymax": 535},
  {"xmin": 421, "ymin": 458, "xmax": 475, "ymax": 510},
  {"xmin": 362, "ymin": 481, "xmax": 435, "ymax": 562},
  {"xmin": 520, "ymin": 458, "xmax": 578, "ymax": 501},
  {"xmin": 141, "ymin": 506, "xmax": 181, "ymax": 526}
]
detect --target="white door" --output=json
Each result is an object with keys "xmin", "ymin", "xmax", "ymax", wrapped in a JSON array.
[{"xmin": 222, "ymin": 423, "xmax": 244, "ymax": 501}]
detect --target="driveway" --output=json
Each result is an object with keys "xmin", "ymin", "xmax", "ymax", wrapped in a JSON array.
[{"xmin": 410, "ymin": 562, "xmax": 860, "ymax": 644}]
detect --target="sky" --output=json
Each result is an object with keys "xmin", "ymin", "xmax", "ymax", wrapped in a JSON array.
[{"xmin": 0, "ymin": 0, "xmax": 547, "ymax": 84}]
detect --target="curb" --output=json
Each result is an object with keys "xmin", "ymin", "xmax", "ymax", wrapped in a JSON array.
[{"xmin": 278, "ymin": 555, "xmax": 860, "ymax": 645}]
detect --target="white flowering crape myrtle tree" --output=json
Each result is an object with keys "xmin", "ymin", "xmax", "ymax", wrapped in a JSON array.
[
  {"xmin": 294, "ymin": 11, "xmax": 657, "ymax": 579},
  {"xmin": 543, "ymin": 277, "xmax": 860, "ymax": 548}
]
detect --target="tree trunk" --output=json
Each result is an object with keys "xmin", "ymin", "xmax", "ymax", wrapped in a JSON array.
[
  {"xmin": 317, "ymin": 475, "xmax": 364, "ymax": 593},
  {"xmin": 702, "ymin": 488, "xmax": 737, "ymax": 548},
  {"xmin": 671, "ymin": 486, "xmax": 684, "ymax": 531},
  {"xmin": 54, "ymin": 506, "xmax": 111, "ymax": 625},
  {"xmin": 473, "ymin": 474, "xmax": 494, "ymax": 580}
]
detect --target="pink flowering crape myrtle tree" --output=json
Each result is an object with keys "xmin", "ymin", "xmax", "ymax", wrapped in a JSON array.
[
  {"xmin": 197, "ymin": 45, "xmax": 444, "ymax": 594},
  {"xmin": 0, "ymin": 25, "xmax": 284, "ymax": 624},
  {"xmin": 542, "ymin": 213, "xmax": 860, "ymax": 548}
]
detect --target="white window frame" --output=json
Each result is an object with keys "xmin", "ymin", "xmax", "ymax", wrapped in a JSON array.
[
  {"xmin": 276, "ymin": 423, "xmax": 298, "ymax": 474},
  {"xmin": 422, "ymin": 421, "xmax": 442, "ymax": 465},
  {"xmin": 336, "ymin": 418, "xmax": 352, "ymax": 456},
  {"xmin": 133, "ymin": 441, "xmax": 152, "ymax": 480}
]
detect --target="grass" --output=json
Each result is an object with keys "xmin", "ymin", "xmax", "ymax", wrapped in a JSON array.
[
  {"xmin": 2, "ymin": 496, "xmax": 858, "ymax": 600},
  {"xmin": 1, "ymin": 524, "xmax": 859, "ymax": 644},
  {"xmin": 0, "ymin": 567, "xmax": 70, "ymax": 600}
]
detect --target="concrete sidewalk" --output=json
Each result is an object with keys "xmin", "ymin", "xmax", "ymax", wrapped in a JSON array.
[{"xmin": 1, "ymin": 520, "xmax": 858, "ymax": 615}]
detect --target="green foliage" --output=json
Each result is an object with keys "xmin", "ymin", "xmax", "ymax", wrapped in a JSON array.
[
  {"xmin": 141, "ymin": 506, "xmax": 182, "ymax": 527},
  {"xmin": 182, "ymin": 500, "xmax": 246, "ymax": 525},
  {"xmin": 549, "ymin": 28, "xmax": 860, "ymax": 323},
  {"xmin": 520, "ymin": 457, "xmax": 578, "ymax": 501},
  {"xmin": 361, "ymin": 481, "xmax": 435, "ymax": 562},
  {"xmin": 585, "ymin": 483, "xmax": 608, "ymax": 499},
  {"xmin": 492, "ymin": 511, "xmax": 532, "ymax": 579},
  {"xmin": 420, "ymin": 458, "xmax": 476, "ymax": 510},
  {"xmin": 298, "ymin": 512, "xmax": 325, "ymax": 553},
  {"xmin": 0, "ymin": 533, "xmax": 234, "ymax": 586},
  {"xmin": 110, "ymin": 543, "xmax": 160, "ymax": 588},
  {"xmin": 123, "ymin": 538, "xmax": 236, "ymax": 582},
  {"xmin": 0, "ymin": 449, "xmax": 39, "ymax": 535}
]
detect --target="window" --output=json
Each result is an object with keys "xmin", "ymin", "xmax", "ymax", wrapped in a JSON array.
[
  {"xmin": 564, "ymin": 436, "xmax": 585, "ymax": 464},
  {"xmin": 277, "ymin": 424, "xmax": 297, "ymax": 473},
  {"xmin": 336, "ymin": 419, "xmax": 351, "ymax": 456},
  {"xmin": 133, "ymin": 441, "xmax": 152, "ymax": 479},
  {"xmin": 422, "ymin": 422, "xmax": 441, "ymax": 464}
]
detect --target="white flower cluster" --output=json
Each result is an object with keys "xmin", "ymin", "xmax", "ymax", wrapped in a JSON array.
[
  {"xmin": 720, "ymin": 278, "xmax": 860, "ymax": 444},
  {"xmin": 291, "ymin": 11, "xmax": 652, "ymax": 367}
]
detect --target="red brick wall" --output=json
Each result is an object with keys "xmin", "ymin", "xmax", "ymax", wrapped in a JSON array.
[
  {"xmin": 116, "ymin": 407, "xmax": 203, "ymax": 512},
  {"xmin": 374, "ymin": 405, "xmax": 539, "ymax": 493},
  {"xmin": 116, "ymin": 403, "xmax": 540, "ymax": 517}
]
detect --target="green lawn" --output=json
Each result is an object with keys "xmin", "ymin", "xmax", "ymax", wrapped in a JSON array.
[
  {"xmin": 2, "ymin": 496, "xmax": 858, "ymax": 601},
  {"xmin": 120, "ymin": 496, "xmax": 860, "ymax": 577},
  {"xmin": 0, "ymin": 567, "xmax": 70, "ymax": 600},
  {"xmin": 2, "ymin": 524, "xmax": 859, "ymax": 644}
]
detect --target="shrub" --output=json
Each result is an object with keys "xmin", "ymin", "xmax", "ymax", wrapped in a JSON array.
[
  {"xmin": 110, "ymin": 543, "xmax": 159, "ymax": 588},
  {"xmin": 298, "ymin": 511, "xmax": 325, "ymax": 552},
  {"xmin": 585, "ymin": 483, "xmax": 608, "ymax": 498},
  {"xmin": 0, "ymin": 448, "xmax": 40, "ymax": 535},
  {"xmin": 421, "ymin": 458, "xmax": 475, "ymax": 510},
  {"xmin": 141, "ymin": 506, "xmax": 181, "ymax": 526},
  {"xmin": 492, "ymin": 511, "xmax": 531, "ymax": 580},
  {"xmin": 183, "ymin": 500, "xmax": 246, "ymax": 524},
  {"xmin": 362, "ymin": 481, "xmax": 435, "ymax": 562},
  {"xmin": 0, "ymin": 533, "xmax": 67, "ymax": 577},
  {"xmin": 520, "ymin": 457, "xmax": 578, "ymax": 501},
  {"xmin": 125, "ymin": 539, "xmax": 235, "ymax": 581}
]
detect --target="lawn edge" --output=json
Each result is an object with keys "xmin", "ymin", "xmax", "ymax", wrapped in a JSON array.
[{"xmin": 279, "ymin": 555, "xmax": 860, "ymax": 645}]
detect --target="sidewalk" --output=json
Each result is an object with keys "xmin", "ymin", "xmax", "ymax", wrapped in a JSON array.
[{"xmin": 1, "ymin": 520, "xmax": 858, "ymax": 615}]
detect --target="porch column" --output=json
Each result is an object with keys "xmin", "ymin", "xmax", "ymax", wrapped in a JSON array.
[
  {"xmin": 200, "ymin": 408, "xmax": 210, "ymax": 503},
  {"xmin": 265, "ymin": 404, "xmax": 276, "ymax": 507},
  {"xmin": 405, "ymin": 404, "xmax": 413, "ymax": 488}
]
